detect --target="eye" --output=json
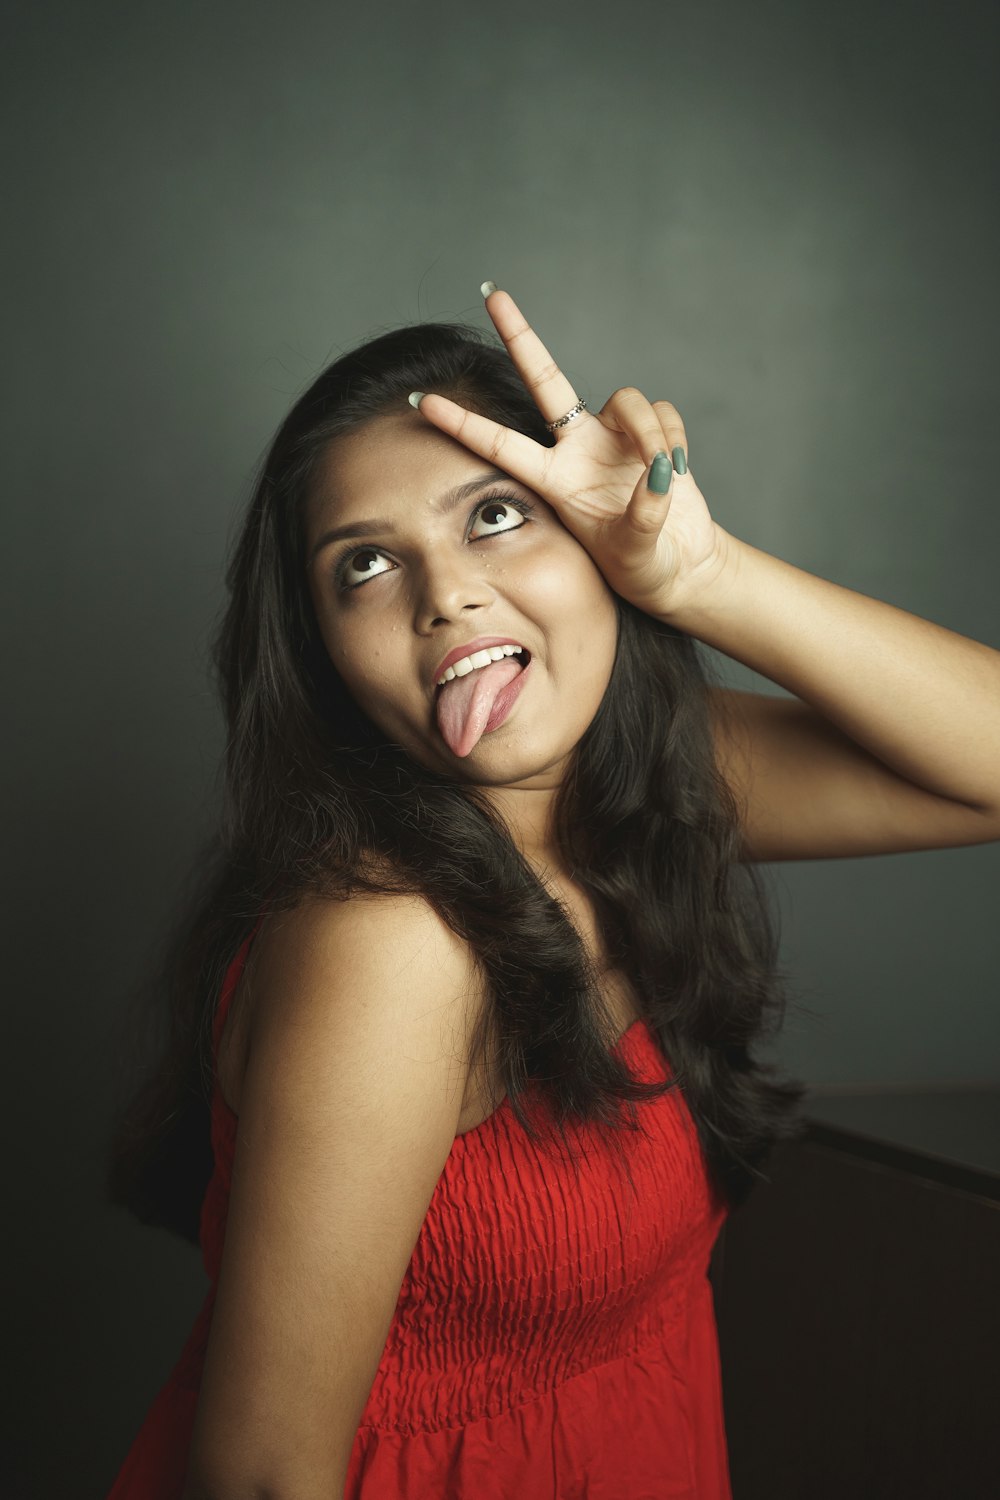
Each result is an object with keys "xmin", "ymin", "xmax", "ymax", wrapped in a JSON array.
[
  {"xmin": 334, "ymin": 492, "xmax": 533, "ymax": 591},
  {"xmin": 469, "ymin": 495, "xmax": 531, "ymax": 539}
]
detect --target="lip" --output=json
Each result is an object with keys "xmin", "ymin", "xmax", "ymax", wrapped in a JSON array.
[{"xmin": 431, "ymin": 635, "xmax": 530, "ymax": 692}]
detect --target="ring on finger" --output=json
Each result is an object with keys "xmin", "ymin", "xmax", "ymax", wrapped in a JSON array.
[{"xmin": 545, "ymin": 398, "xmax": 588, "ymax": 432}]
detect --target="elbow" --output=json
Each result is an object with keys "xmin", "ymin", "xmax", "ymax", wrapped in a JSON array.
[
  {"xmin": 180, "ymin": 1478, "xmax": 266, "ymax": 1500},
  {"xmin": 181, "ymin": 1489, "xmax": 284, "ymax": 1500},
  {"xmin": 183, "ymin": 1485, "xmax": 347, "ymax": 1500},
  {"xmin": 181, "ymin": 1465, "xmax": 348, "ymax": 1500}
]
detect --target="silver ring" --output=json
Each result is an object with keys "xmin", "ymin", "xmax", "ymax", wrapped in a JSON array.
[{"xmin": 545, "ymin": 398, "xmax": 588, "ymax": 432}]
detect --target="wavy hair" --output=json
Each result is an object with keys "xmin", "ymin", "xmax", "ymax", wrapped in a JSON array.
[{"xmin": 106, "ymin": 319, "xmax": 807, "ymax": 1245}]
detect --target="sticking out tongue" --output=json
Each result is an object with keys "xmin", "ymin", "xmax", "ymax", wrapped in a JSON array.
[{"xmin": 435, "ymin": 658, "xmax": 523, "ymax": 758}]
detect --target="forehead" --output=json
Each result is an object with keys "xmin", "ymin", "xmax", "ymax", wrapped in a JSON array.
[{"xmin": 308, "ymin": 410, "xmax": 488, "ymax": 530}]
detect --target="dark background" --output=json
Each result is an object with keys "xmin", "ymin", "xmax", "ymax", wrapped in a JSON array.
[{"xmin": 3, "ymin": 0, "xmax": 997, "ymax": 1492}]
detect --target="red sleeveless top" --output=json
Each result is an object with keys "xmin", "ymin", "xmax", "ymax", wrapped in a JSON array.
[{"xmin": 107, "ymin": 920, "xmax": 733, "ymax": 1499}]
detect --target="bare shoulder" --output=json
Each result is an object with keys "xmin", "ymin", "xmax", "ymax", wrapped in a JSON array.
[
  {"xmin": 218, "ymin": 884, "xmax": 484, "ymax": 1114},
  {"xmin": 188, "ymin": 886, "xmax": 488, "ymax": 1495},
  {"xmin": 244, "ymin": 886, "xmax": 486, "ymax": 1081}
]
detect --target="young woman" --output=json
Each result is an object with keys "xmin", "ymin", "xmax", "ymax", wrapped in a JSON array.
[{"xmin": 106, "ymin": 283, "xmax": 1000, "ymax": 1499}]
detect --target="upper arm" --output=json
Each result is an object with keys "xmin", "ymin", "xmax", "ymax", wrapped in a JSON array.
[
  {"xmin": 708, "ymin": 686, "xmax": 1000, "ymax": 861},
  {"xmin": 186, "ymin": 889, "xmax": 486, "ymax": 1498}
]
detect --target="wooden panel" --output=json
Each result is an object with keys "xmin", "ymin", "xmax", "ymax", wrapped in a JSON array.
[{"xmin": 708, "ymin": 1130, "xmax": 1000, "ymax": 1500}]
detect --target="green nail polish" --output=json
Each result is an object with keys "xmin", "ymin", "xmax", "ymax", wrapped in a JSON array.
[
  {"xmin": 647, "ymin": 451, "xmax": 672, "ymax": 494},
  {"xmin": 480, "ymin": 280, "xmax": 498, "ymax": 297},
  {"xmin": 671, "ymin": 446, "xmax": 688, "ymax": 475},
  {"xmin": 408, "ymin": 390, "xmax": 425, "ymax": 409}
]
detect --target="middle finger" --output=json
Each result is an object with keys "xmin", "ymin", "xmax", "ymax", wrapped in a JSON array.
[{"xmin": 482, "ymin": 285, "xmax": 593, "ymax": 434}]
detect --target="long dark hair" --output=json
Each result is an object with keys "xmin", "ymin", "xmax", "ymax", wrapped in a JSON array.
[{"xmin": 106, "ymin": 319, "xmax": 807, "ymax": 1246}]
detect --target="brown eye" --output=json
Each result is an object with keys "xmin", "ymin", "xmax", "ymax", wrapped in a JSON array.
[
  {"xmin": 473, "ymin": 498, "xmax": 536, "ymax": 540},
  {"xmin": 347, "ymin": 549, "xmax": 386, "ymax": 579},
  {"xmin": 470, "ymin": 500, "xmax": 527, "ymax": 535},
  {"xmin": 335, "ymin": 546, "xmax": 395, "ymax": 589}
]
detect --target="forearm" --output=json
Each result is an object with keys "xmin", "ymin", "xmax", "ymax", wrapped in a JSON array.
[{"xmin": 658, "ymin": 527, "xmax": 1000, "ymax": 813}]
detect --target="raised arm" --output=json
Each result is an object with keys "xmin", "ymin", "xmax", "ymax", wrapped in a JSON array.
[
  {"xmin": 684, "ymin": 537, "xmax": 1000, "ymax": 860},
  {"xmin": 182, "ymin": 887, "xmax": 486, "ymax": 1500},
  {"xmin": 410, "ymin": 285, "xmax": 1000, "ymax": 863}
]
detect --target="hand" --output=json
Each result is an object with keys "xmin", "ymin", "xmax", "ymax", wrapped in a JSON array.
[{"xmin": 408, "ymin": 285, "xmax": 730, "ymax": 620}]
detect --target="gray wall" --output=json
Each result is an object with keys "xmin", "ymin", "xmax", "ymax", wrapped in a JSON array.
[{"xmin": 4, "ymin": 0, "xmax": 997, "ymax": 1492}]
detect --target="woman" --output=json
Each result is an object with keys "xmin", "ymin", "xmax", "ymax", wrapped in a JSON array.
[{"xmin": 106, "ymin": 283, "xmax": 1000, "ymax": 1498}]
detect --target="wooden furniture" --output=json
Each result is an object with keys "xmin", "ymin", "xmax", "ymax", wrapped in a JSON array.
[{"xmin": 708, "ymin": 1087, "xmax": 1000, "ymax": 1500}]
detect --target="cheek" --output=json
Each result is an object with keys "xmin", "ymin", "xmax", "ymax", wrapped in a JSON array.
[
  {"xmin": 528, "ymin": 550, "xmax": 617, "ymax": 638},
  {"xmin": 509, "ymin": 541, "xmax": 594, "ymax": 605},
  {"xmin": 336, "ymin": 642, "xmax": 409, "ymax": 715},
  {"xmin": 312, "ymin": 613, "xmax": 368, "ymax": 703},
  {"xmin": 309, "ymin": 593, "xmax": 420, "ymax": 726}
]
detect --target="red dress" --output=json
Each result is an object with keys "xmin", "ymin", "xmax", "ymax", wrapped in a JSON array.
[{"xmin": 108, "ymin": 922, "xmax": 733, "ymax": 1500}]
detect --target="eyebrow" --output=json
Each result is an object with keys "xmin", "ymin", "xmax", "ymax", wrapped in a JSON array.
[{"xmin": 308, "ymin": 469, "xmax": 513, "ymax": 566}]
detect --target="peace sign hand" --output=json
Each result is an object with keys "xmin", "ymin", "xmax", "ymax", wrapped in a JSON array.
[{"xmin": 408, "ymin": 285, "xmax": 731, "ymax": 622}]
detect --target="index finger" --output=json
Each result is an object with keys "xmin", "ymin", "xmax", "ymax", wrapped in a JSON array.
[
  {"xmin": 408, "ymin": 390, "xmax": 551, "ymax": 494},
  {"xmin": 482, "ymin": 285, "xmax": 591, "ymax": 432}
]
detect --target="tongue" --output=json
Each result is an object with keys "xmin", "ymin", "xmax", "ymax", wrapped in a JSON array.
[{"xmin": 435, "ymin": 658, "xmax": 523, "ymax": 758}]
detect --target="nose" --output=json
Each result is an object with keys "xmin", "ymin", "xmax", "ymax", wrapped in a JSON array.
[{"xmin": 415, "ymin": 555, "xmax": 495, "ymax": 628}]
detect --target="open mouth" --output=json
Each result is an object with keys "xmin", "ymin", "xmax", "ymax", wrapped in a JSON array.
[
  {"xmin": 433, "ymin": 646, "xmax": 532, "ymax": 700},
  {"xmin": 431, "ymin": 647, "xmax": 534, "ymax": 755}
]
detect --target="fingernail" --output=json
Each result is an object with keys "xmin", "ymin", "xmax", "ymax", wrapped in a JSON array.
[
  {"xmin": 671, "ymin": 446, "xmax": 688, "ymax": 475},
  {"xmin": 480, "ymin": 280, "xmax": 498, "ymax": 298},
  {"xmin": 408, "ymin": 390, "xmax": 425, "ymax": 409},
  {"xmin": 647, "ymin": 451, "xmax": 672, "ymax": 494}
]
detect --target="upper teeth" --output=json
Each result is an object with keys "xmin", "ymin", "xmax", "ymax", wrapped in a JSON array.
[{"xmin": 437, "ymin": 643, "xmax": 523, "ymax": 687}]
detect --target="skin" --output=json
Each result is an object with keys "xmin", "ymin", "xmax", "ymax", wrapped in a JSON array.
[{"xmin": 304, "ymin": 407, "xmax": 620, "ymax": 869}]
